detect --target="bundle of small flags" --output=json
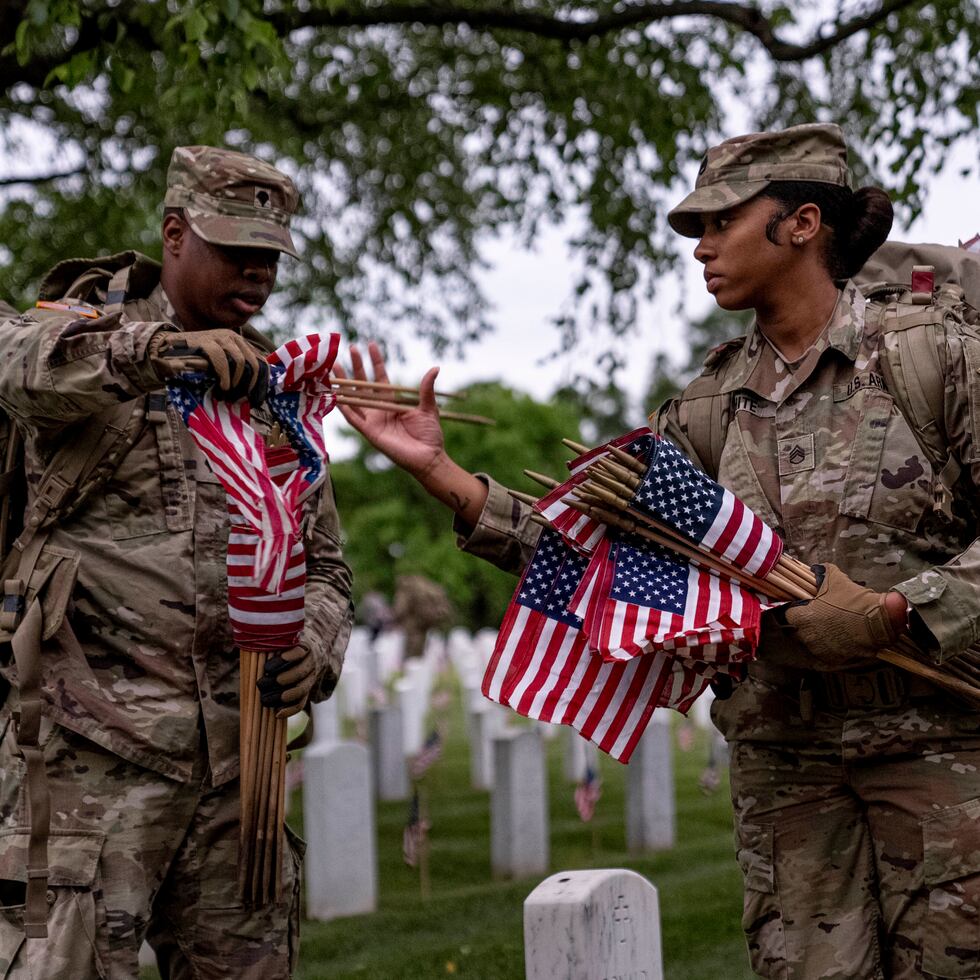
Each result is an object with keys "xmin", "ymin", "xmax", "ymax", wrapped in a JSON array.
[
  {"xmin": 169, "ymin": 333, "xmax": 340, "ymax": 904},
  {"xmin": 482, "ymin": 427, "xmax": 818, "ymax": 764}
]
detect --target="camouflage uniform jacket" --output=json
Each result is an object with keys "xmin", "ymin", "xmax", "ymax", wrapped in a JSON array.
[
  {"xmin": 456, "ymin": 282, "xmax": 980, "ymax": 671},
  {"xmin": 657, "ymin": 280, "xmax": 980, "ymax": 669},
  {"xmin": 0, "ymin": 252, "xmax": 353, "ymax": 785}
]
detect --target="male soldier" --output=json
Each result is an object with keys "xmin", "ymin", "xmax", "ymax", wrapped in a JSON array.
[{"xmin": 0, "ymin": 147, "xmax": 353, "ymax": 978}]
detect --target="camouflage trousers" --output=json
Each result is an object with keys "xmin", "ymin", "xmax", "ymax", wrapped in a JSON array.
[
  {"xmin": 713, "ymin": 671, "xmax": 980, "ymax": 980},
  {"xmin": 0, "ymin": 708, "xmax": 303, "ymax": 979}
]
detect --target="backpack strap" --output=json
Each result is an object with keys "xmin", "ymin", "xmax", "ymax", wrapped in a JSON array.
[
  {"xmin": 869, "ymin": 297, "xmax": 961, "ymax": 517},
  {"xmin": 10, "ymin": 593, "xmax": 48, "ymax": 937},
  {"xmin": 10, "ymin": 403, "xmax": 147, "ymax": 559},
  {"xmin": 660, "ymin": 338, "xmax": 745, "ymax": 480}
]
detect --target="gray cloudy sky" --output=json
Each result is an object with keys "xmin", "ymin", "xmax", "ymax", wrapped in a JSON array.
[{"xmin": 323, "ymin": 138, "xmax": 979, "ymax": 456}]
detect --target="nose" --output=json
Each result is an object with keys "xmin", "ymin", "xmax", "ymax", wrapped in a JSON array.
[
  {"xmin": 693, "ymin": 233, "xmax": 714, "ymax": 265},
  {"xmin": 242, "ymin": 249, "xmax": 279, "ymax": 283}
]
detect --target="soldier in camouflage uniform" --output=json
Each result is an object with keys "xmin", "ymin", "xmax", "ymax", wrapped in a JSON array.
[
  {"xmin": 336, "ymin": 124, "xmax": 980, "ymax": 979},
  {"xmin": 0, "ymin": 146, "xmax": 353, "ymax": 979},
  {"xmin": 392, "ymin": 574, "xmax": 452, "ymax": 661}
]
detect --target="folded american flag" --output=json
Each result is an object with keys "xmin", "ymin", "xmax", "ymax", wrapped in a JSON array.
[
  {"xmin": 578, "ymin": 534, "xmax": 762, "ymax": 663},
  {"xmin": 169, "ymin": 333, "xmax": 339, "ymax": 650},
  {"xmin": 482, "ymin": 529, "xmax": 725, "ymax": 762}
]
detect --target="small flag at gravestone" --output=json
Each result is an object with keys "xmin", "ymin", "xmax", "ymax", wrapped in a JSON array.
[
  {"xmin": 403, "ymin": 789, "xmax": 430, "ymax": 868},
  {"xmin": 409, "ymin": 728, "xmax": 444, "ymax": 780},
  {"xmin": 574, "ymin": 765, "xmax": 602, "ymax": 823}
]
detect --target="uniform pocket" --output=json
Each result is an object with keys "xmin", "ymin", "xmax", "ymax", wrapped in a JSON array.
[
  {"xmin": 840, "ymin": 391, "xmax": 934, "ymax": 532},
  {"xmin": 922, "ymin": 798, "xmax": 980, "ymax": 978},
  {"xmin": 734, "ymin": 821, "xmax": 785, "ymax": 978},
  {"xmin": 103, "ymin": 422, "xmax": 168, "ymax": 540},
  {"xmin": 0, "ymin": 827, "xmax": 107, "ymax": 979}
]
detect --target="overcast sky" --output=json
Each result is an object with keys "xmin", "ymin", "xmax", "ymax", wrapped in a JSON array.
[{"xmin": 323, "ymin": 138, "xmax": 979, "ymax": 457}]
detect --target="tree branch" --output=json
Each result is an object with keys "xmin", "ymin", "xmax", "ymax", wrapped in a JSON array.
[
  {"xmin": 273, "ymin": 0, "xmax": 918, "ymax": 61},
  {"xmin": 0, "ymin": 0, "xmax": 925, "ymax": 95},
  {"xmin": 0, "ymin": 166, "xmax": 86, "ymax": 187}
]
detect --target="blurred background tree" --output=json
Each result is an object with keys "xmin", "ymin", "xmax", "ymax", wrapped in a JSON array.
[
  {"xmin": 331, "ymin": 381, "xmax": 584, "ymax": 627},
  {"xmin": 1, "ymin": 0, "xmax": 978, "ymax": 369}
]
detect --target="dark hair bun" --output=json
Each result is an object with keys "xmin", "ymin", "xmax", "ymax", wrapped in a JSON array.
[{"xmin": 840, "ymin": 186, "xmax": 893, "ymax": 278}]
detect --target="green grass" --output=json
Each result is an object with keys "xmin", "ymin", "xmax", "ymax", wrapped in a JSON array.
[{"xmin": 144, "ymin": 681, "xmax": 753, "ymax": 979}]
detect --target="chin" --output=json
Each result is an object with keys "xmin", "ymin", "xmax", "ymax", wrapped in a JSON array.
[{"xmin": 713, "ymin": 292, "xmax": 752, "ymax": 312}]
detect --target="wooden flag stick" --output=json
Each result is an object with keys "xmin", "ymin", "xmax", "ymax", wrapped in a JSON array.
[
  {"xmin": 274, "ymin": 717, "xmax": 288, "ymax": 903},
  {"xmin": 334, "ymin": 395, "xmax": 494, "ymax": 426},
  {"xmin": 523, "ymin": 469, "xmax": 560, "ymax": 490},
  {"xmin": 261, "ymin": 715, "xmax": 284, "ymax": 903},
  {"xmin": 330, "ymin": 376, "xmax": 465, "ymax": 399},
  {"xmin": 504, "ymin": 490, "xmax": 551, "ymax": 527},
  {"xmin": 562, "ymin": 438, "xmax": 591, "ymax": 456},
  {"xmin": 605, "ymin": 443, "xmax": 647, "ymax": 475}
]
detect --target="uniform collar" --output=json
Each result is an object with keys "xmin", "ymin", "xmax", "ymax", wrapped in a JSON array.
[
  {"xmin": 154, "ymin": 283, "xmax": 275, "ymax": 354},
  {"xmin": 718, "ymin": 280, "xmax": 866, "ymax": 396}
]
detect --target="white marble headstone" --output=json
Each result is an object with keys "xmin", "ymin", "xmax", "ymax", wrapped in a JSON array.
[
  {"xmin": 304, "ymin": 740, "xmax": 377, "ymax": 920},
  {"xmin": 491, "ymin": 728, "xmax": 549, "ymax": 877},
  {"xmin": 626, "ymin": 711, "xmax": 675, "ymax": 852},
  {"xmin": 524, "ymin": 869, "xmax": 663, "ymax": 980},
  {"xmin": 368, "ymin": 704, "xmax": 409, "ymax": 801}
]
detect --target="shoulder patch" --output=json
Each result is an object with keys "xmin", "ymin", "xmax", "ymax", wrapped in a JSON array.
[
  {"xmin": 703, "ymin": 336, "xmax": 746, "ymax": 370},
  {"xmin": 35, "ymin": 300, "xmax": 103, "ymax": 319}
]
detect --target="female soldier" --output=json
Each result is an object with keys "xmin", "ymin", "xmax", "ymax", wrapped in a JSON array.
[{"xmin": 337, "ymin": 123, "xmax": 980, "ymax": 979}]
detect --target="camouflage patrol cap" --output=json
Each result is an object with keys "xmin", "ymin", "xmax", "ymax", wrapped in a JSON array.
[
  {"xmin": 164, "ymin": 145, "xmax": 301, "ymax": 258},
  {"xmin": 668, "ymin": 123, "xmax": 853, "ymax": 238}
]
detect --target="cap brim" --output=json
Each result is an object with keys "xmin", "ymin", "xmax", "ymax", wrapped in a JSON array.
[
  {"xmin": 667, "ymin": 180, "xmax": 772, "ymax": 238},
  {"xmin": 185, "ymin": 209, "xmax": 300, "ymax": 259}
]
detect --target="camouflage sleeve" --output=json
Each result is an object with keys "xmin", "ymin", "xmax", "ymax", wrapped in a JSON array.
[
  {"xmin": 0, "ymin": 309, "xmax": 175, "ymax": 431},
  {"xmin": 893, "ymin": 325, "xmax": 980, "ymax": 660},
  {"xmin": 301, "ymin": 468, "xmax": 354, "ymax": 702},
  {"xmin": 451, "ymin": 474, "xmax": 542, "ymax": 576}
]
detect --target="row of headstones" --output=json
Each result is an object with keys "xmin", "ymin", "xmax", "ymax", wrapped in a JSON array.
[
  {"xmin": 304, "ymin": 626, "xmax": 709, "ymax": 920},
  {"xmin": 304, "ymin": 698, "xmax": 677, "ymax": 924}
]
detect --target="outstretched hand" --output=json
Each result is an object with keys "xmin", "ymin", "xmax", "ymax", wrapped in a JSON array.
[{"xmin": 334, "ymin": 342, "xmax": 446, "ymax": 479}]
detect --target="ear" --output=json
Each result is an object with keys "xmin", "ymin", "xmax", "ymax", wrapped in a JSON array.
[
  {"xmin": 161, "ymin": 213, "xmax": 186, "ymax": 259},
  {"xmin": 786, "ymin": 203, "xmax": 822, "ymax": 246}
]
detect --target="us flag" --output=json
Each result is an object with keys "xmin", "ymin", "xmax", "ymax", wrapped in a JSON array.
[
  {"xmin": 632, "ymin": 436, "xmax": 782, "ymax": 578},
  {"xmin": 226, "ymin": 446, "xmax": 308, "ymax": 650},
  {"xmin": 169, "ymin": 333, "xmax": 339, "ymax": 649},
  {"xmin": 574, "ymin": 765, "xmax": 602, "ymax": 823},
  {"xmin": 482, "ymin": 530, "xmax": 678, "ymax": 763},
  {"xmin": 581, "ymin": 534, "xmax": 762, "ymax": 663}
]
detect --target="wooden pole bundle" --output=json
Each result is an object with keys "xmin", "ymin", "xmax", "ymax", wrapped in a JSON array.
[
  {"xmin": 239, "ymin": 422, "xmax": 290, "ymax": 905},
  {"xmin": 239, "ymin": 651, "xmax": 288, "ymax": 904},
  {"xmin": 514, "ymin": 437, "xmax": 980, "ymax": 708}
]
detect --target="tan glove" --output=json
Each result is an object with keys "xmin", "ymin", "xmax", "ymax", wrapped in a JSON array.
[
  {"xmin": 149, "ymin": 329, "xmax": 269, "ymax": 406},
  {"xmin": 782, "ymin": 563, "xmax": 899, "ymax": 670}
]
